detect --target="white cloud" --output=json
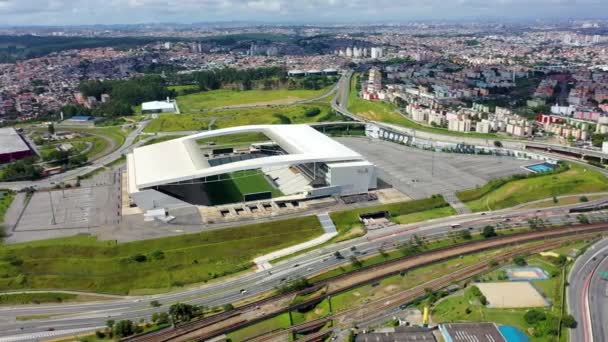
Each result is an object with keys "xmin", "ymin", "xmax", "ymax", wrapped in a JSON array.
[{"xmin": 0, "ymin": 0, "xmax": 605, "ymax": 25}]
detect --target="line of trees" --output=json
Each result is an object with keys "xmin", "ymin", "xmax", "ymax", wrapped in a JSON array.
[{"xmin": 76, "ymin": 75, "xmax": 174, "ymax": 117}]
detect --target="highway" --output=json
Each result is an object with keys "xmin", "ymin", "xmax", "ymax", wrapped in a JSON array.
[
  {"xmin": 0, "ymin": 199, "xmax": 607, "ymax": 341},
  {"xmin": 568, "ymin": 238, "xmax": 608, "ymax": 342},
  {"xmin": 1, "ymin": 71, "xmax": 608, "ymax": 341}
]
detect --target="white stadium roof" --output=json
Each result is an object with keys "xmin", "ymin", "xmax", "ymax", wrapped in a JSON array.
[{"xmin": 128, "ymin": 124, "xmax": 365, "ymax": 191}]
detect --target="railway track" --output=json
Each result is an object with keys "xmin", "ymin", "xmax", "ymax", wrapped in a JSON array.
[
  {"xmin": 126, "ymin": 222, "xmax": 608, "ymax": 342},
  {"xmin": 250, "ymin": 236, "xmax": 576, "ymax": 342}
]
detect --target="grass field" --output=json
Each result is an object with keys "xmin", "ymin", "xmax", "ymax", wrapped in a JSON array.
[
  {"xmin": 0, "ymin": 292, "xmax": 77, "ymax": 305},
  {"xmin": 347, "ymin": 74, "xmax": 411, "ymax": 126},
  {"xmin": 393, "ymin": 206, "xmax": 457, "ymax": 224},
  {"xmin": 518, "ymin": 194, "xmax": 608, "ymax": 210},
  {"xmin": 0, "ymin": 191, "xmax": 15, "ymax": 228},
  {"xmin": 177, "ymin": 87, "xmax": 331, "ymax": 113},
  {"xmin": 227, "ymin": 312, "xmax": 292, "ymax": 341},
  {"xmin": 143, "ymin": 101, "xmax": 341, "ymax": 133},
  {"xmin": 203, "ymin": 170, "xmax": 283, "ymax": 205},
  {"xmin": 329, "ymin": 195, "xmax": 450, "ymax": 238},
  {"xmin": 0, "ymin": 216, "xmax": 323, "ymax": 294},
  {"xmin": 458, "ymin": 163, "xmax": 608, "ymax": 211}
]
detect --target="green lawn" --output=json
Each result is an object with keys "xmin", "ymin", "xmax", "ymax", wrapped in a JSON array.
[
  {"xmin": 347, "ymin": 74, "xmax": 411, "ymax": 126},
  {"xmin": 291, "ymin": 298, "xmax": 331, "ymax": 325},
  {"xmin": 143, "ymin": 101, "xmax": 341, "ymax": 133},
  {"xmin": 177, "ymin": 87, "xmax": 331, "ymax": 113},
  {"xmin": 393, "ymin": 206, "xmax": 457, "ymax": 224},
  {"xmin": 0, "ymin": 216, "xmax": 322, "ymax": 294},
  {"xmin": 459, "ymin": 163, "xmax": 608, "ymax": 211},
  {"xmin": 203, "ymin": 170, "xmax": 283, "ymax": 205},
  {"xmin": 329, "ymin": 195, "xmax": 450, "ymax": 237},
  {"xmin": 226, "ymin": 312, "xmax": 292, "ymax": 341},
  {"xmin": 0, "ymin": 190, "xmax": 15, "ymax": 227},
  {"xmin": 0, "ymin": 292, "xmax": 77, "ymax": 305}
]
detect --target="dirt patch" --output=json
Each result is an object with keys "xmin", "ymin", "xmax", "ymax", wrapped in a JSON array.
[{"xmin": 476, "ymin": 282, "xmax": 548, "ymax": 308}]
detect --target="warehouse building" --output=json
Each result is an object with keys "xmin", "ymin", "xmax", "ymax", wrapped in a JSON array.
[
  {"xmin": 141, "ymin": 99, "xmax": 177, "ymax": 114},
  {"xmin": 126, "ymin": 124, "xmax": 377, "ymax": 210},
  {"xmin": 0, "ymin": 127, "xmax": 33, "ymax": 164}
]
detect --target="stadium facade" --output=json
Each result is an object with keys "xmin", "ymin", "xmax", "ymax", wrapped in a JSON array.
[{"xmin": 127, "ymin": 124, "xmax": 377, "ymax": 210}]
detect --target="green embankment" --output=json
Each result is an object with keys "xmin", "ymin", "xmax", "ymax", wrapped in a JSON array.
[
  {"xmin": 330, "ymin": 195, "xmax": 451, "ymax": 237},
  {"xmin": 0, "ymin": 292, "xmax": 77, "ymax": 305},
  {"xmin": 457, "ymin": 163, "xmax": 608, "ymax": 211},
  {"xmin": 347, "ymin": 73, "xmax": 499, "ymax": 139},
  {"xmin": 0, "ymin": 216, "xmax": 323, "ymax": 295}
]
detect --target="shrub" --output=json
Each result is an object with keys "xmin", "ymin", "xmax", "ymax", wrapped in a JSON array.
[
  {"xmin": 524, "ymin": 309, "xmax": 546, "ymax": 324},
  {"xmin": 130, "ymin": 254, "xmax": 147, "ymax": 262},
  {"xmin": 482, "ymin": 226, "xmax": 497, "ymax": 238},
  {"xmin": 513, "ymin": 256, "xmax": 527, "ymax": 266},
  {"xmin": 579, "ymin": 196, "xmax": 589, "ymax": 202},
  {"xmin": 304, "ymin": 107, "xmax": 321, "ymax": 117},
  {"xmin": 562, "ymin": 314, "xmax": 577, "ymax": 328},
  {"xmin": 151, "ymin": 250, "xmax": 165, "ymax": 260}
]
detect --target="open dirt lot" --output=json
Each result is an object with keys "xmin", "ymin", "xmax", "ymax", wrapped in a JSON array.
[{"xmin": 476, "ymin": 282, "xmax": 548, "ymax": 308}]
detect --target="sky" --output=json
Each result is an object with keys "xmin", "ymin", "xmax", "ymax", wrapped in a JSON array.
[{"xmin": 0, "ymin": 0, "xmax": 607, "ymax": 26}]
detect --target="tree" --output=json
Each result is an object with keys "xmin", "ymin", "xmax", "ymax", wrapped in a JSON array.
[
  {"xmin": 482, "ymin": 226, "xmax": 497, "ymax": 238},
  {"xmin": 113, "ymin": 320, "xmax": 135, "ymax": 337},
  {"xmin": 579, "ymin": 196, "xmax": 589, "ymax": 202},
  {"xmin": 150, "ymin": 300, "xmax": 161, "ymax": 307},
  {"xmin": 577, "ymin": 214, "xmax": 590, "ymax": 224},
  {"xmin": 106, "ymin": 319, "xmax": 115, "ymax": 330},
  {"xmin": 169, "ymin": 303, "xmax": 200, "ymax": 323},
  {"xmin": 223, "ymin": 303, "xmax": 234, "ymax": 311},
  {"xmin": 513, "ymin": 256, "xmax": 527, "ymax": 266},
  {"xmin": 562, "ymin": 314, "xmax": 577, "ymax": 328},
  {"xmin": 48, "ymin": 123, "xmax": 55, "ymax": 135}
]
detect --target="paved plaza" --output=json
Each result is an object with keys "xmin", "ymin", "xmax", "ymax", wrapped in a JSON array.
[{"xmin": 336, "ymin": 137, "xmax": 537, "ymax": 199}]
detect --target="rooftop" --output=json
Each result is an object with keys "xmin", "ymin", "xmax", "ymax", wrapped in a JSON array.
[
  {"xmin": 129, "ymin": 124, "xmax": 365, "ymax": 190},
  {"xmin": 0, "ymin": 127, "xmax": 31, "ymax": 155}
]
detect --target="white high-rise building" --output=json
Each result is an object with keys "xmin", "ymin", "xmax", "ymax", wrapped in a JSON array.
[
  {"xmin": 371, "ymin": 47, "xmax": 384, "ymax": 59},
  {"xmin": 346, "ymin": 47, "xmax": 353, "ymax": 57}
]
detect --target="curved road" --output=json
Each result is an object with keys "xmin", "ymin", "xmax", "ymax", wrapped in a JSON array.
[{"xmin": 569, "ymin": 238, "xmax": 608, "ymax": 342}]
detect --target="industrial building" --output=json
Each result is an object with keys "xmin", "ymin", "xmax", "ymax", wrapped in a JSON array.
[
  {"xmin": 127, "ymin": 124, "xmax": 377, "ymax": 210},
  {"xmin": 0, "ymin": 127, "xmax": 33, "ymax": 164},
  {"xmin": 141, "ymin": 99, "xmax": 177, "ymax": 114}
]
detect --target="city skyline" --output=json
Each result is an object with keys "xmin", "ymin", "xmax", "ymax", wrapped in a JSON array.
[{"xmin": 0, "ymin": 0, "xmax": 607, "ymax": 26}]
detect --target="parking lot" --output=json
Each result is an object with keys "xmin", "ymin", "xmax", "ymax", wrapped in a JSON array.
[
  {"xmin": 336, "ymin": 137, "xmax": 536, "ymax": 199},
  {"xmin": 15, "ymin": 186, "xmax": 119, "ymax": 232}
]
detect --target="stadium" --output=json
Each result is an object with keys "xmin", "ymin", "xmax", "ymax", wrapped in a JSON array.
[{"xmin": 127, "ymin": 125, "xmax": 377, "ymax": 210}]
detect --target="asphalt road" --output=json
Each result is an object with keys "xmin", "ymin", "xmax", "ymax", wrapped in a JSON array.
[
  {"xmin": 568, "ymin": 237, "xmax": 608, "ymax": 342},
  {"xmin": 0, "ymin": 119, "xmax": 149, "ymax": 191},
  {"xmin": 0, "ymin": 200, "xmax": 607, "ymax": 341},
  {"xmin": 2, "ymin": 71, "xmax": 608, "ymax": 341}
]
